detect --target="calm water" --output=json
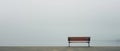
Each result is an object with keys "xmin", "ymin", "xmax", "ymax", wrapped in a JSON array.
[{"xmin": 0, "ymin": 40, "xmax": 120, "ymax": 46}]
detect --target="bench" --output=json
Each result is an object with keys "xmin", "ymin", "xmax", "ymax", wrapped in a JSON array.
[{"xmin": 68, "ymin": 37, "xmax": 91, "ymax": 47}]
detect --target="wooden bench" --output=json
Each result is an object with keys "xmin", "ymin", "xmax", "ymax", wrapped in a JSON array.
[{"xmin": 68, "ymin": 37, "xmax": 91, "ymax": 47}]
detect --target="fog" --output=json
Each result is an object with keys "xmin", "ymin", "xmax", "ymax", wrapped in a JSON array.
[{"xmin": 0, "ymin": 0, "xmax": 120, "ymax": 46}]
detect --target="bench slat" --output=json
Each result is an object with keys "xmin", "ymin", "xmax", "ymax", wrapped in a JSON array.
[{"xmin": 68, "ymin": 37, "xmax": 90, "ymax": 41}]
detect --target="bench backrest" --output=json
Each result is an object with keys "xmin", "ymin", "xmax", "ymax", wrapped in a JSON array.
[{"xmin": 68, "ymin": 37, "xmax": 90, "ymax": 41}]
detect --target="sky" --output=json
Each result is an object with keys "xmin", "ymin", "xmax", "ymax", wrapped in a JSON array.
[{"xmin": 0, "ymin": 0, "xmax": 120, "ymax": 46}]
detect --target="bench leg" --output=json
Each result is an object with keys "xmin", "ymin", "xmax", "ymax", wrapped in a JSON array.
[
  {"xmin": 68, "ymin": 42, "xmax": 70, "ymax": 47},
  {"xmin": 88, "ymin": 42, "xmax": 90, "ymax": 47}
]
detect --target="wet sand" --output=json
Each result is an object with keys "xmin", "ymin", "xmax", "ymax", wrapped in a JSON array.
[{"xmin": 0, "ymin": 46, "xmax": 120, "ymax": 51}]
